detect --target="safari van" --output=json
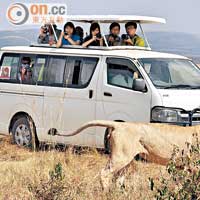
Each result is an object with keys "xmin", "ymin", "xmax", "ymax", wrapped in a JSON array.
[{"xmin": 1, "ymin": 15, "xmax": 200, "ymax": 150}]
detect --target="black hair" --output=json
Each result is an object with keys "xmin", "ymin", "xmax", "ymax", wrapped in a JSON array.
[
  {"xmin": 109, "ymin": 22, "xmax": 120, "ymax": 31},
  {"xmin": 125, "ymin": 22, "xmax": 137, "ymax": 29},
  {"xmin": 89, "ymin": 22, "xmax": 101, "ymax": 36},
  {"xmin": 22, "ymin": 57, "xmax": 31, "ymax": 64},
  {"xmin": 63, "ymin": 22, "xmax": 76, "ymax": 34},
  {"xmin": 75, "ymin": 26, "xmax": 84, "ymax": 39}
]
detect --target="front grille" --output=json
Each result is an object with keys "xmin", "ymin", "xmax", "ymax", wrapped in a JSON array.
[{"xmin": 180, "ymin": 112, "xmax": 200, "ymax": 126}]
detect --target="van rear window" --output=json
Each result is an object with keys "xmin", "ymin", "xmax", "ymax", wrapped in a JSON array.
[{"xmin": 0, "ymin": 54, "xmax": 20, "ymax": 81}]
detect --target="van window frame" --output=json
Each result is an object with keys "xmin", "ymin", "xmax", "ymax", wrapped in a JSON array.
[
  {"xmin": 0, "ymin": 52, "xmax": 21, "ymax": 84},
  {"xmin": 64, "ymin": 56, "xmax": 99, "ymax": 89},
  {"xmin": 106, "ymin": 57, "xmax": 146, "ymax": 92}
]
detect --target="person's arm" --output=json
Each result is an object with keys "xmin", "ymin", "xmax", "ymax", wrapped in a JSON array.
[
  {"xmin": 124, "ymin": 38, "xmax": 134, "ymax": 45},
  {"xmin": 67, "ymin": 37, "xmax": 80, "ymax": 45},
  {"xmin": 21, "ymin": 67, "xmax": 26, "ymax": 81},
  {"xmin": 56, "ymin": 31, "xmax": 64, "ymax": 48},
  {"xmin": 82, "ymin": 36, "xmax": 96, "ymax": 47},
  {"xmin": 99, "ymin": 37, "xmax": 104, "ymax": 46}
]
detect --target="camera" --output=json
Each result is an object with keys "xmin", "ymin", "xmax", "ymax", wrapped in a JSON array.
[
  {"xmin": 121, "ymin": 34, "xmax": 130, "ymax": 40},
  {"xmin": 96, "ymin": 33, "xmax": 102, "ymax": 39},
  {"xmin": 41, "ymin": 25, "xmax": 49, "ymax": 34},
  {"xmin": 108, "ymin": 34, "xmax": 120, "ymax": 45},
  {"xmin": 111, "ymin": 34, "xmax": 120, "ymax": 42},
  {"xmin": 21, "ymin": 63, "xmax": 30, "ymax": 70},
  {"xmin": 64, "ymin": 32, "xmax": 68, "ymax": 36},
  {"xmin": 109, "ymin": 33, "xmax": 117, "ymax": 39}
]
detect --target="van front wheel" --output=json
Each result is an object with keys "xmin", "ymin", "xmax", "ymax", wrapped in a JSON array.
[{"xmin": 12, "ymin": 117, "xmax": 37, "ymax": 149}]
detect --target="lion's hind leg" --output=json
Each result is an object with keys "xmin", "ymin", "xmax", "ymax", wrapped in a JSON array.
[{"xmin": 100, "ymin": 140, "xmax": 148, "ymax": 190}]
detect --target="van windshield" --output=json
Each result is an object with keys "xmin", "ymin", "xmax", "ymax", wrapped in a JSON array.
[{"xmin": 138, "ymin": 58, "xmax": 200, "ymax": 89}]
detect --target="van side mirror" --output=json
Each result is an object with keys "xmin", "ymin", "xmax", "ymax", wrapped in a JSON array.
[{"xmin": 133, "ymin": 78, "xmax": 146, "ymax": 92}]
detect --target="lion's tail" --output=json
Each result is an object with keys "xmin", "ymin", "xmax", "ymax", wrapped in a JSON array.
[{"xmin": 54, "ymin": 120, "xmax": 118, "ymax": 137}]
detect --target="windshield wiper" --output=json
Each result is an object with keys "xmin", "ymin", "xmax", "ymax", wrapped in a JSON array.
[{"xmin": 159, "ymin": 84, "xmax": 195, "ymax": 89}]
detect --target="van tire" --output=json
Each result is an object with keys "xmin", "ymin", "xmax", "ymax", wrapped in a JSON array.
[
  {"xmin": 11, "ymin": 117, "xmax": 38, "ymax": 150},
  {"xmin": 104, "ymin": 128, "xmax": 111, "ymax": 154}
]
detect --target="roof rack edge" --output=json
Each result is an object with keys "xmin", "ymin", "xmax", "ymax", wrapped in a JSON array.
[{"xmin": 29, "ymin": 43, "xmax": 152, "ymax": 51}]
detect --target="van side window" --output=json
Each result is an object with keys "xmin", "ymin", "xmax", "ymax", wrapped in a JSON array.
[
  {"xmin": 65, "ymin": 57, "xmax": 98, "ymax": 88},
  {"xmin": 0, "ymin": 54, "xmax": 20, "ymax": 81},
  {"xmin": 46, "ymin": 56, "xmax": 66, "ymax": 86},
  {"xmin": 107, "ymin": 58, "xmax": 142, "ymax": 90}
]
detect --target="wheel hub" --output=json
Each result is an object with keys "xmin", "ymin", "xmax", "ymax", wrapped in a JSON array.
[{"xmin": 15, "ymin": 124, "xmax": 31, "ymax": 146}]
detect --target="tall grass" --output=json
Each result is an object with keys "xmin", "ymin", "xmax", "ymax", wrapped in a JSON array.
[{"xmin": 0, "ymin": 136, "xmax": 166, "ymax": 200}]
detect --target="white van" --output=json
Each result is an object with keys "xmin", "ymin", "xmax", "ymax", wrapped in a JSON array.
[{"xmin": 1, "ymin": 16, "xmax": 200, "ymax": 149}]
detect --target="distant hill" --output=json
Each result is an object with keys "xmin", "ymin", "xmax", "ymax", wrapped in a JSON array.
[
  {"xmin": 146, "ymin": 32, "xmax": 200, "ymax": 63},
  {"xmin": 0, "ymin": 29, "xmax": 200, "ymax": 63},
  {"xmin": 0, "ymin": 29, "xmax": 38, "ymax": 47}
]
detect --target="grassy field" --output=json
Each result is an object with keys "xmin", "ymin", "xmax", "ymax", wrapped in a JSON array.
[{"xmin": 0, "ymin": 135, "xmax": 167, "ymax": 200}]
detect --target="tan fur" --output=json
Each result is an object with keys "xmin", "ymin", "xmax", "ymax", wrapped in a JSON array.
[{"xmin": 56, "ymin": 120, "xmax": 200, "ymax": 189}]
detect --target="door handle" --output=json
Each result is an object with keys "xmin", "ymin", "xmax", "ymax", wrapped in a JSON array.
[
  {"xmin": 89, "ymin": 90, "xmax": 93, "ymax": 99},
  {"xmin": 104, "ymin": 92, "xmax": 112, "ymax": 97}
]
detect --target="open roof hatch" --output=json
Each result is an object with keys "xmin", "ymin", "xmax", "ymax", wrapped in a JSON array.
[{"xmin": 31, "ymin": 15, "xmax": 166, "ymax": 50}]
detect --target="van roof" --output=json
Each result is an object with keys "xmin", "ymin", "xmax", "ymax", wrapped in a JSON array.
[
  {"xmin": 65, "ymin": 15, "xmax": 166, "ymax": 24},
  {"xmin": 0, "ymin": 46, "xmax": 188, "ymax": 60}
]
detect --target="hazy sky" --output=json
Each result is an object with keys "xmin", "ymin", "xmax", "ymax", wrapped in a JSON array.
[{"xmin": 1, "ymin": 0, "xmax": 200, "ymax": 34}]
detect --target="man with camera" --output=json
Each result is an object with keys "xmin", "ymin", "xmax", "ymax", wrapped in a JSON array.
[
  {"xmin": 105, "ymin": 22, "xmax": 121, "ymax": 46},
  {"xmin": 19, "ymin": 57, "xmax": 33, "ymax": 83},
  {"xmin": 121, "ymin": 22, "xmax": 145, "ymax": 47},
  {"xmin": 38, "ymin": 24, "xmax": 61, "ymax": 45}
]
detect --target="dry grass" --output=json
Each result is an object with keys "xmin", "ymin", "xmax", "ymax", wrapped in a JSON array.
[{"xmin": 0, "ymin": 135, "xmax": 167, "ymax": 200}]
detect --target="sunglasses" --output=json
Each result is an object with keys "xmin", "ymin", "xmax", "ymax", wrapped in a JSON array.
[{"xmin": 21, "ymin": 63, "xmax": 30, "ymax": 69}]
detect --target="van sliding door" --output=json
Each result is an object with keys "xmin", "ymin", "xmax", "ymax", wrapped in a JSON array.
[{"xmin": 43, "ymin": 55, "xmax": 99, "ymax": 147}]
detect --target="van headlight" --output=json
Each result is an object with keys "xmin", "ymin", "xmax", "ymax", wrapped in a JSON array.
[{"xmin": 151, "ymin": 107, "xmax": 182, "ymax": 123}]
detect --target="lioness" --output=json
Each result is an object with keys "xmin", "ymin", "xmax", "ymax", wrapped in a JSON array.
[{"xmin": 53, "ymin": 120, "xmax": 199, "ymax": 189}]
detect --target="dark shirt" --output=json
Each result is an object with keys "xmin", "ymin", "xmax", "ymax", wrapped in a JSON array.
[
  {"xmin": 83, "ymin": 35, "xmax": 101, "ymax": 47},
  {"xmin": 38, "ymin": 29, "xmax": 61, "ymax": 44}
]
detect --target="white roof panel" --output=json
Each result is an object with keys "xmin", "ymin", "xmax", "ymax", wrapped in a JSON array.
[
  {"xmin": 63, "ymin": 15, "xmax": 166, "ymax": 24},
  {"xmin": 0, "ymin": 46, "xmax": 187, "ymax": 60}
]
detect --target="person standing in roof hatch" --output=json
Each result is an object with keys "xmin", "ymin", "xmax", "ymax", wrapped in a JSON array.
[
  {"xmin": 121, "ymin": 22, "xmax": 145, "ymax": 47},
  {"xmin": 82, "ymin": 23, "xmax": 104, "ymax": 47},
  {"xmin": 105, "ymin": 22, "xmax": 121, "ymax": 46},
  {"xmin": 56, "ymin": 22, "xmax": 81, "ymax": 47}
]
